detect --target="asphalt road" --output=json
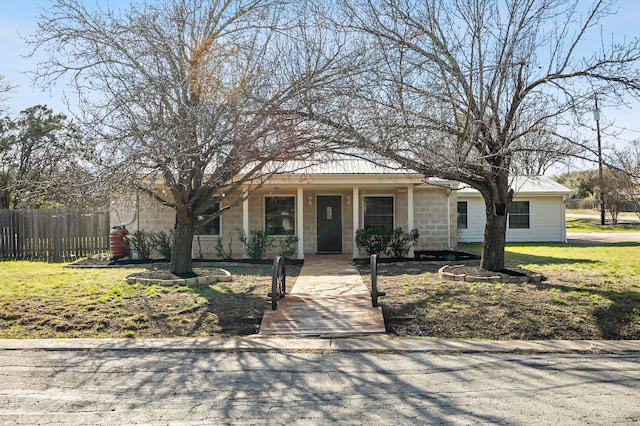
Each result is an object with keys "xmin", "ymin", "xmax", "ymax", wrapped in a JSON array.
[
  {"xmin": 567, "ymin": 232, "xmax": 640, "ymax": 244},
  {"xmin": 566, "ymin": 212, "xmax": 640, "ymax": 244},
  {"xmin": 1, "ymin": 348, "xmax": 639, "ymax": 425}
]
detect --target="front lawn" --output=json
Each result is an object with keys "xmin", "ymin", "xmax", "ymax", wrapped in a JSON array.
[
  {"xmin": 367, "ymin": 242, "xmax": 640, "ymax": 340},
  {"xmin": 0, "ymin": 262, "xmax": 299, "ymax": 338},
  {"xmin": 2, "ymin": 243, "xmax": 639, "ymax": 340}
]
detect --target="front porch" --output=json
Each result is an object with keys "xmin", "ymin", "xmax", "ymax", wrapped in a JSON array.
[
  {"xmin": 233, "ymin": 178, "xmax": 456, "ymax": 260},
  {"xmin": 111, "ymin": 159, "xmax": 458, "ymax": 260}
]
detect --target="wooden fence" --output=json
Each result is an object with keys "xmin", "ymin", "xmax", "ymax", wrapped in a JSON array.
[{"xmin": 0, "ymin": 209, "xmax": 110, "ymax": 262}]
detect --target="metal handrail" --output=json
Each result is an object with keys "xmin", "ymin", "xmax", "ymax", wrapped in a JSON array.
[
  {"xmin": 269, "ymin": 256, "xmax": 286, "ymax": 310},
  {"xmin": 370, "ymin": 254, "xmax": 386, "ymax": 307}
]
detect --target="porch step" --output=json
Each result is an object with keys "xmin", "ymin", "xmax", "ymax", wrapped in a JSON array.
[{"xmin": 259, "ymin": 294, "xmax": 385, "ymax": 336}]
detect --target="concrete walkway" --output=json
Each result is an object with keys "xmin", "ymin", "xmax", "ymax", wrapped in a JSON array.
[
  {"xmin": 2, "ymin": 337, "xmax": 640, "ymax": 354},
  {"xmin": 259, "ymin": 255, "xmax": 386, "ymax": 336}
]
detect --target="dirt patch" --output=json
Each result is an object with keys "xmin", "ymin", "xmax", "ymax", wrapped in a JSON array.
[
  {"xmin": 68, "ymin": 253, "xmax": 115, "ymax": 266},
  {"xmin": 125, "ymin": 268, "xmax": 230, "ymax": 283},
  {"xmin": 438, "ymin": 264, "xmax": 544, "ymax": 283}
]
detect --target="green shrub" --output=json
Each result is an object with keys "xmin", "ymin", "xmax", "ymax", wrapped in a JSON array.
[
  {"xmin": 214, "ymin": 234, "xmax": 233, "ymax": 259},
  {"xmin": 125, "ymin": 230, "xmax": 154, "ymax": 260},
  {"xmin": 239, "ymin": 229, "xmax": 273, "ymax": 259},
  {"xmin": 278, "ymin": 235, "xmax": 299, "ymax": 259},
  {"xmin": 152, "ymin": 230, "xmax": 173, "ymax": 260},
  {"xmin": 356, "ymin": 227, "xmax": 419, "ymax": 257},
  {"xmin": 124, "ymin": 229, "xmax": 173, "ymax": 260},
  {"xmin": 387, "ymin": 228, "xmax": 420, "ymax": 257},
  {"xmin": 355, "ymin": 228, "xmax": 392, "ymax": 256}
]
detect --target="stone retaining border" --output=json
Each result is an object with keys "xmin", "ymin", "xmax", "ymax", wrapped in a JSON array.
[{"xmin": 124, "ymin": 269, "xmax": 232, "ymax": 286}]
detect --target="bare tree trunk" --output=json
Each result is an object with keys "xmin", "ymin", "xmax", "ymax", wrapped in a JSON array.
[
  {"xmin": 170, "ymin": 215, "xmax": 194, "ymax": 277},
  {"xmin": 481, "ymin": 209, "xmax": 508, "ymax": 271},
  {"xmin": 478, "ymin": 174, "xmax": 513, "ymax": 272}
]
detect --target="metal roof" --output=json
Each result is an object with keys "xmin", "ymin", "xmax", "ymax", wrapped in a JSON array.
[
  {"xmin": 258, "ymin": 160, "xmax": 569, "ymax": 193},
  {"xmin": 263, "ymin": 159, "xmax": 456, "ymax": 187},
  {"xmin": 275, "ymin": 159, "xmax": 421, "ymax": 175},
  {"xmin": 457, "ymin": 176, "xmax": 572, "ymax": 196}
]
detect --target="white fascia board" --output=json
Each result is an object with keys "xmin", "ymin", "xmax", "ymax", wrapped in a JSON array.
[{"xmin": 264, "ymin": 173, "xmax": 427, "ymax": 186}]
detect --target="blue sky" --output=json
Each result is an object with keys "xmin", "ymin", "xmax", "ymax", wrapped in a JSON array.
[
  {"xmin": 0, "ymin": 0, "xmax": 132, "ymax": 116},
  {"xmin": 1, "ymin": 0, "xmax": 640, "ymax": 166}
]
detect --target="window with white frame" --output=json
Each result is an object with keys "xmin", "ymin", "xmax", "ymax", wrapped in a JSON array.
[
  {"xmin": 509, "ymin": 201, "xmax": 530, "ymax": 229},
  {"xmin": 363, "ymin": 196, "xmax": 394, "ymax": 231},
  {"xmin": 457, "ymin": 201, "xmax": 468, "ymax": 229},
  {"xmin": 197, "ymin": 202, "xmax": 221, "ymax": 236},
  {"xmin": 265, "ymin": 196, "xmax": 295, "ymax": 235}
]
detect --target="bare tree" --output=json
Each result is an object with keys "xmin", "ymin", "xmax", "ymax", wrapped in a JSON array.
[
  {"xmin": 511, "ymin": 127, "xmax": 582, "ymax": 175},
  {"xmin": 304, "ymin": 0, "xmax": 640, "ymax": 271},
  {"xmin": 29, "ymin": 0, "xmax": 341, "ymax": 274},
  {"xmin": 612, "ymin": 140, "xmax": 640, "ymax": 219},
  {"xmin": 598, "ymin": 168, "xmax": 628, "ymax": 224}
]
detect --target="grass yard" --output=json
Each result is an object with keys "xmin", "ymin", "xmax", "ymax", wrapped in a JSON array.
[
  {"xmin": 566, "ymin": 217, "xmax": 640, "ymax": 233},
  {"xmin": 0, "ymin": 262, "xmax": 299, "ymax": 339},
  {"xmin": 2, "ymin": 242, "xmax": 639, "ymax": 340},
  {"xmin": 366, "ymin": 242, "xmax": 640, "ymax": 340}
]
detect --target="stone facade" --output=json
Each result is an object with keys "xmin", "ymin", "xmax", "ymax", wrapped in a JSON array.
[
  {"xmin": 111, "ymin": 183, "xmax": 455, "ymax": 260},
  {"xmin": 412, "ymin": 187, "xmax": 457, "ymax": 250}
]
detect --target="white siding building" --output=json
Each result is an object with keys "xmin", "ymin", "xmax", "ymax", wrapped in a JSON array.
[{"xmin": 456, "ymin": 176, "xmax": 572, "ymax": 243}]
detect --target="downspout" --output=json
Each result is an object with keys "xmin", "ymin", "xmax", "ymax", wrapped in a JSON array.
[{"xmin": 114, "ymin": 193, "xmax": 138, "ymax": 228}]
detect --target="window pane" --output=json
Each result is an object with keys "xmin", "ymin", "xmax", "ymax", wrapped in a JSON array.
[
  {"xmin": 509, "ymin": 215, "xmax": 530, "ymax": 228},
  {"xmin": 198, "ymin": 202, "xmax": 220, "ymax": 236},
  {"xmin": 510, "ymin": 201, "xmax": 529, "ymax": 214},
  {"xmin": 265, "ymin": 197, "xmax": 295, "ymax": 235},
  {"xmin": 363, "ymin": 196, "xmax": 393, "ymax": 231},
  {"xmin": 365, "ymin": 197, "xmax": 393, "ymax": 215},
  {"xmin": 509, "ymin": 201, "xmax": 530, "ymax": 229},
  {"xmin": 457, "ymin": 201, "xmax": 468, "ymax": 229}
]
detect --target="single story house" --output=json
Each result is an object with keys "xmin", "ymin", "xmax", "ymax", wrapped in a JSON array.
[{"xmin": 110, "ymin": 160, "xmax": 571, "ymax": 259}]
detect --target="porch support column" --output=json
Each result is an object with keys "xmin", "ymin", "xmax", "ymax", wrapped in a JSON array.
[
  {"xmin": 407, "ymin": 185, "xmax": 415, "ymax": 257},
  {"xmin": 352, "ymin": 186, "xmax": 359, "ymax": 259},
  {"xmin": 297, "ymin": 186, "xmax": 304, "ymax": 259},
  {"xmin": 242, "ymin": 196, "xmax": 249, "ymax": 259},
  {"xmin": 446, "ymin": 189, "xmax": 453, "ymax": 250}
]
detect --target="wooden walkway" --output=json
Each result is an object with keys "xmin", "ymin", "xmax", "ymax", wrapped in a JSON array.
[{"xmin": 259, "ymin": 255, "xmax": 386, "ymax": 336}]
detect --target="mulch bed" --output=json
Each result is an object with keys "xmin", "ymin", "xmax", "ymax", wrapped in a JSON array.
[{"xmin": 439, "ymin": 264, "xmax": 545, "ymax": 283}]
